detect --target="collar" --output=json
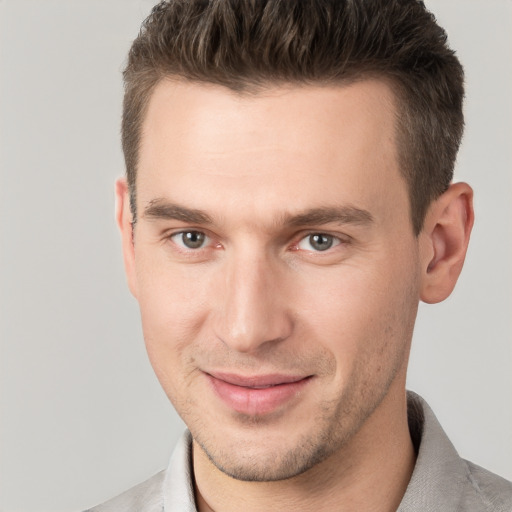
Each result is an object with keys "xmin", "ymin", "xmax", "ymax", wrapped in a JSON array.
[{"xmin": 397, "ymin": 391, "xmax": 470, "ymax": 510}]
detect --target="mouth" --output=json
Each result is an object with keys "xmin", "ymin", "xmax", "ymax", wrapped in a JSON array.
[{"xmin": 204, "ymin": 371, "xmax": 313, "ymax": 416}]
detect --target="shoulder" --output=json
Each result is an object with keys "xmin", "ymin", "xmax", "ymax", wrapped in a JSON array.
[
  {"xmin": 461, "ymin": 459, "xmax": 512, "ymax": 512},
  {"xmin": 84, "ymin": 470, "xmax": 166, "ymax": 512}
]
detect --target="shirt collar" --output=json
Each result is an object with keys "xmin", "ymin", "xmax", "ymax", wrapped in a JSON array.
[
  {"xmin": 398, "ymin": 391, "xmax": 469, "ymax": 510},
  {"xmin": 163, "ymin": 429, "xmax": 197, "ymax": 512}
]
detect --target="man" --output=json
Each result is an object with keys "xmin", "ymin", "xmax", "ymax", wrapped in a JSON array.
[{"xmin": 89, "ymin": 0, "xmax": 512, "ymax": 510}]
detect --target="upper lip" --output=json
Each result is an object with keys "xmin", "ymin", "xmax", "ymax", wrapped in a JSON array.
[{"xmin": 206, "ymin": 371, "xmax": 310, "ymax": 388}]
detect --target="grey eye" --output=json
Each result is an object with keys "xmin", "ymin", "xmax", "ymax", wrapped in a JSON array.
[
  {"xmin": 172, "ymin": 231, "xmax": 208, "ymax": 249},
  {"xmin": 309, "ymin": 234, "xmax": 333, "ymax": 251},
  {"xmin": 298, "ymin": 233, "xmax": 340, "ymax": 252}
]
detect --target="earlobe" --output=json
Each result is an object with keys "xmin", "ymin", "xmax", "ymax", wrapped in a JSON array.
[
  {"xmin": 115, "ymin": 178, "xmax": 138, "ymax": 298},
  {"xmin": 419, "ymin": 182, "xmax": 474, "ymax": 304}
]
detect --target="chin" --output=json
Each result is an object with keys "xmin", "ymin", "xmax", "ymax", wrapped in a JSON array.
[{"xmin": 196, "ymin": 430, "xmax": 338, "ymax": 482}]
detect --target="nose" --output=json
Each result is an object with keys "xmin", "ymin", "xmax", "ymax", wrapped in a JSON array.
[{"xmin": 213, "ymin": 251, "xmax": 293, "ymax": 353}]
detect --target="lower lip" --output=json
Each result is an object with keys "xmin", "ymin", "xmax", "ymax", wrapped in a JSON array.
[{"xmin": 206, "ymin": 374, "xmax": 312, "ymax": 416}]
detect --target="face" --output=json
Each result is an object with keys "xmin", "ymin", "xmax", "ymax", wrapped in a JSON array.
[{"xmin": 120, "ymin": 79, "xmax": 423, "ymax": 481}]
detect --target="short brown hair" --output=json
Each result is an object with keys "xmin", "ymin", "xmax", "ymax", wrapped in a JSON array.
[{"xmin": 122, "ymin": 0, "xmax": 464, "ymax": 234}]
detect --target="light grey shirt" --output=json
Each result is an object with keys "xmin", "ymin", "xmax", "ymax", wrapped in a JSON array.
[{"xmin": 86, "ymin": 392, "xmax": 512, "ymax": 511}]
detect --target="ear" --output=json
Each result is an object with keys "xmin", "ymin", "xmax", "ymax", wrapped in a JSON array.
[
  {"xmin": 115, "ymin": 177, "xmax": 138, "ymax": 298},
  {"xmin": 419, "ymin": 182, "xmax": 474, "ymax": 304}
]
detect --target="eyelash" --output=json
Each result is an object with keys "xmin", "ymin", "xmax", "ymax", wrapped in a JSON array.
[{"xmin": 167, "ymin": 230, "xmax": 348, "ymax": 254}]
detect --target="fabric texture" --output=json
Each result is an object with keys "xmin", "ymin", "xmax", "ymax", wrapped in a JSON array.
[{"xmin": 85, "ymin": 392, "xmax": 512, "ymax": 511}]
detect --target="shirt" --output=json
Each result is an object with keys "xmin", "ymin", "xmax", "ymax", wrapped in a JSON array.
[{"xmin": 86, "ymin": 392, "xmax": 512, "ymax": 511}]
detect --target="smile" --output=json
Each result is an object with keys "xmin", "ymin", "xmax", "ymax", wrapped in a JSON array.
[{"xmin": 204, "ymin": 372, "xmax": 313, "ymax": 416}]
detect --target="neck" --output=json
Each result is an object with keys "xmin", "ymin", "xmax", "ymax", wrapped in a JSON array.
[{"xmin": 193, "ymin": 386, "xmax": 415, "ymax": 512}]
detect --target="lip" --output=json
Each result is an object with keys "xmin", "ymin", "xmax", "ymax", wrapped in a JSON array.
[{"xmin": 205, "ymin": 371, "xmax": 312, "ymax": 416}]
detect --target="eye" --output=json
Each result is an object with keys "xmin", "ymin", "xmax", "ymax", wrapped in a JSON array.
[
  {"xmin": 170, "ymin": 231, "xmax": 210, "ymax": 250},
  {"xmin": 297, "ymin": 233, "xmax": 341, "ymax": 252}
]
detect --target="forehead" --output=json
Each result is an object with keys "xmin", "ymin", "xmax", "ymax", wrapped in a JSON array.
[{"xmin": 137, "ymin": 79, "xmax": 407, "ymax": 228}]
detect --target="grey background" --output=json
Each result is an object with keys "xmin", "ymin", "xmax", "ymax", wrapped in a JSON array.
[{"xmin": 0, "ymin": 1, "xmax": 510, "ymax": 511}]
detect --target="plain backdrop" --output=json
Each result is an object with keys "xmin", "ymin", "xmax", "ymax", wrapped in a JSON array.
[{"xmin": 0, "ymin": 1, "xmax": 511, "ymax": 511}]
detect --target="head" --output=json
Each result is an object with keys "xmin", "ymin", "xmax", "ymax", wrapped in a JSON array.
[{"xmin": 117, "ymin": 0, "xmax": 473, "ymax": 483}]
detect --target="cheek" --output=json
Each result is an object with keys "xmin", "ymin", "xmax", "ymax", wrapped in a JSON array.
[
  {"xmin": 136, "ymin": 247, "xmax": 212, "ymax": 327},
  {"xmin": 134, "ymin": 253, "xmax": 213, "ymax": 384},
  {"xmin": 293, "ymin": 257, "xmax": 418, "ymax": 379},
  {"xmin": 295, "ymin": 271, "xmax": 377, "ymax": 369}
]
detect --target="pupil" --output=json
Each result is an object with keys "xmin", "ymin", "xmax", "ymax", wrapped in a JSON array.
[
  {"xmin": 310, "ymin": 234, "xmax": 332, "ymax": 251},
  {"xmin": 183, "ymin": 231, "xmax": 205, "ymax": 249}
]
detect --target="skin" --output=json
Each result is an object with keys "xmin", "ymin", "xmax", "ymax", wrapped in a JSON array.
[{"xmin": 117, "ymin": 79, "xmax": 473, "ymax": 511}]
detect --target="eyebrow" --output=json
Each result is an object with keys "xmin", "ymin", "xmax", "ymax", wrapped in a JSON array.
[
  {"xmin": 283, "ymin": 206, "xmax": 374, "ymax": 227},
  {"xmin": 143, "ymin": 199, "xmax": 213, "ymax": 224},
  {"xmin": 142, "ymin": 199, "xmax": 373, "ymax": 228}
]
